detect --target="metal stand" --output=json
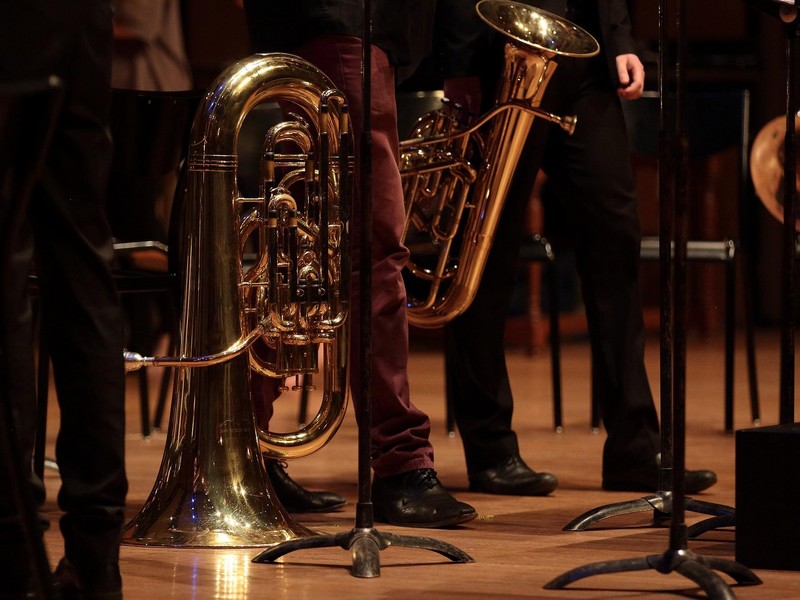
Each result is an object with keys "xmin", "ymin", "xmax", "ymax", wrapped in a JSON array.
[
  {"xmin": 563, "ymin": 1, "xmax": 733, "ymax": 535},
  {"xmin": 252, "ymin": 0, "xmax": 473, "ymax": 577},
  {"xmin": 688, "ymin": 0, "xmax": 800, "ymax": 540},
  {"xmin": 777, "ymin": 4, "xmax": 799, "ymax": 426},
  {"xmin": 545, "ymin": 1, "xmax": 762, "ymax": 596}
]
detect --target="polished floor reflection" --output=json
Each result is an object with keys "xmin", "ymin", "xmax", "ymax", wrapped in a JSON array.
[{"xmin": 36, "ymin": 329, "xmax": 800, "ymax": 599}]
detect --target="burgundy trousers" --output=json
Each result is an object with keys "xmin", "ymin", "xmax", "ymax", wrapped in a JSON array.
[{"xmin": 253, "ymin": 36, "xmax": 434, "ymax": 478}]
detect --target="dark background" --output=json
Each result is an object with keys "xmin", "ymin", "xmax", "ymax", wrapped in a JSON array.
[{"xmin": 176, "ymin": 0, "xmax": 794, "ymax": 331}]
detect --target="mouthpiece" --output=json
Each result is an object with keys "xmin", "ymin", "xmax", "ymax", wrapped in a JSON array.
[
  {"xmin": 561, "ymin": 115, "xmax": 577, "ymax": 135},
  {"xmin": 123, "ymin": 351, "xmax": 146, "ymax": 372}
]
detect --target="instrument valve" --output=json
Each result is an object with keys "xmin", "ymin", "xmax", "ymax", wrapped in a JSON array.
[{"xmin": 291, "ymin": 375, "xmax": 302, "ymax": 392}]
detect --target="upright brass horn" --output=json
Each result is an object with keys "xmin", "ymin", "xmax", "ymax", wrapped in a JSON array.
[
  {"xmin": 400, "ymin": 0, "xmax": 599, "ymax": 327},
  {"xmin": 122, "ymin": 53, "xmax": 353, "ymax": 547},
  {"xmin": 750, "ymin": 114, "xmax": 800, "ymax": 231}
]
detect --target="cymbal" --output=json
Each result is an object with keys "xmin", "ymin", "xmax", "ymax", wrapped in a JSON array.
[{"xmin": 750, "ymin": 114, "xmax": 800, "ymax": 231}]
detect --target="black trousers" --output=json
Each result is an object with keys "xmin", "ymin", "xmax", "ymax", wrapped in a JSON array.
[
  {"xmin": 444, "ymin": 56, "xmax": 661, "ymax": 477},
  {"xmin": 0, "ymin": 0, "xmax": 127, "ymax": 567}
]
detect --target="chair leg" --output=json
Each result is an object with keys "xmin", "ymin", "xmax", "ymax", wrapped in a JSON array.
[
  {"xmin": 590, "ymin": 364, "xmax": 601, "ymax": 433},
  {"xmin": 152, "ymin": 365, "xmax": 172, "ymax": 431},
  {"xmin": 547, "ymin": 261, "xmax": 563, "ymax": 432},
  {"xmin": 129, "ymin": 298, "xmax": 152, "ymax": 438},
  {"xmin": 33, "ymin": 329, "xmax": 49, "ymax": 480},
  {"xmin": 740, "ymin": 250, "xmax": 760, "ymax": 424},
  {"xmin": 152, "ymin": 293, "xmax": 179, "ymax": 431},
  {"xmin": 443, "ymin": 343, "xmax": 457, "ymax": 436},
  {"xmin": 137, "ymin": 368, "xmax": 151, "ymax": 438},
  {"xmin": 724, "ymin": 259, "xmax": 735, "ymax": 433}
]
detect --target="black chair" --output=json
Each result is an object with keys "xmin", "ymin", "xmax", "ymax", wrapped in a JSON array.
[
  {"xmin": 394, "ymin": 90, "xmax": 564, "ymax": 433},
  {"xmin": 1, "ymin": 76, "xmax": 64, "ymax": 599},
  {"xmin": 106, "ymin": 88, "xmax": 204, "ymax": 437},
  {"xmin": 34, "ymin": 88, "xmax": 204, "ymax": 440},
  {"xmin": 609, "ymin": 89, "xmax": 760, "ymax": 433}
]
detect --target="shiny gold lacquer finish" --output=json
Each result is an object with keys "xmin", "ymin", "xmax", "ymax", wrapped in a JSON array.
[
  {"xmin": 400, "ymin": 0, "xmax": 599, "ymax": 327},
  {"xmin": 750, "ymin": 114, "xmax": 800, "ymax": 231},
  {"xmin": 122, "ymin": 53, "xmax": 353, "ymax": 547}
]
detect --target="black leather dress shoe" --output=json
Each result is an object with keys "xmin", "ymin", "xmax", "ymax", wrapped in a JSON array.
[
  {"xmin": 469, "ymin": 455, "xmax": 558, "ymax": 496},
  {"xmin": 266, "ymin": 459, "xmax": 347, "ymax": 513},
  {"xmin": 602, "ymin": 454, "xmax": 717, "ymax": 494},
  {"xmin": 372, "ymin": 468, "xmax": 477, "ymax": 528},
  {"xmin": 54, "ymin": 557, "xmax": 122, "ymax": 600}
]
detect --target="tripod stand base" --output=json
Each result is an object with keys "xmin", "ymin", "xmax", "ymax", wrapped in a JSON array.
[
  {"xmin": 563, "ymin": 492, "xmax": 735, "ymax": 531},
  {"xmin": 544, "ymin": 548, "xmax": 761, "ymax": 599},
  {"xmin": 251, "ymin": 525, "xmax": 474, "ymax": 578},
  {"xmin": 687, "ymin": 514, "xmax": 736, "ymax": 538}
]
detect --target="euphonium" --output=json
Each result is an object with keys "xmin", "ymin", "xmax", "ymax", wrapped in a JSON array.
[
  {"xmin": 123, "ymin": 53, "xmax": 353, "ymax": 547},
  {"xmin": 400, "ymin": 0, "xmax": 599, "ymax": 327}
]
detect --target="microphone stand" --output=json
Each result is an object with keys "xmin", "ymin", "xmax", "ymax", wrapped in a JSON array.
[
  {"xmin": 544, "ymin": 0, "xmax": 762, "ymax": 596},
  {"xmin": 685, "ymin": 0, "xmax": 800, "ymax": 541},
  {"xmin": 252, "ymin": 0, "xmax": 472, "ymax": 577},
  {"xmin": 562, "ymin": 1, "xmax": 733, "ymax": 534}
]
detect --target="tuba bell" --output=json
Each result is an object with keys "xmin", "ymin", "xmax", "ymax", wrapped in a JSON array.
[
  {"xmin": 122, "ymin": 53, "xmax": 353, "ymax": 547},
  {"xmin": 399, "ymin": 0, "xmax": 599, "ymax": 327},
  {"xmin": 750, "ymin": 113, "xmax": 800, "ymax": 231}
]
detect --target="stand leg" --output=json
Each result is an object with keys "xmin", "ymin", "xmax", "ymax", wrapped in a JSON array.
[
  {"xmin": 548, "ymin": 1, "xmax": 763, "ymax": 597},
  {"xmin": 252, "ymin": 502, "xmax": 473, "ymax": 577},
  {"xmin": 545, "ymin": 549, "xmax": 761, "ymax": 598},
  {"xmin": 687, "ymin": 514, "xmax": 736, "ymax": 539},
  {"xmin": 563, "ymin": 494, "xmax": 735, "ymax": 532}
]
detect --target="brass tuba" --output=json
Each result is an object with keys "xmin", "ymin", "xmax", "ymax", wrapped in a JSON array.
[
  {"xmin": 400, "ymin": 0, "xmax": 599, "ymax": 327},
  {"xmin": 750, "ymin": 114, "xmax": 800, "ymax": 231},
  {"xmin": 122, "ymin": 53, "xmax": 353, "ymax": 547}
]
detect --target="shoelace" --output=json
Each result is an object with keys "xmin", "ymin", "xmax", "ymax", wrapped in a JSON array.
[{"xmin": 407, "ymin": 468, "xmax": 439, "ymax": 491}]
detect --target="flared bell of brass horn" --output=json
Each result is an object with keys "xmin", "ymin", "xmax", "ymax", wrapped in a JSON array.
[
  {"xmin": 122, "ymin": 52, "xmax": 352, "ymax": 547},
  {"xmin": 400, "ymin": 0, "xmax": 599, "ymax": 328},
  {"xmin": 750, "ymin": 114, "xmax": 800, "ymax": 231}
]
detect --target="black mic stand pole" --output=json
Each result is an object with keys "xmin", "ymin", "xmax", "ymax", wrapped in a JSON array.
[
  {"xmin": 544, "ymin": 0, "xmax": 762, "ymax": 596},
  {"xmin": 688, "ymin": 0, "xmax": 800, "ymax": 539},
  {"xmin": 252, "ymin": 0, "xmax": 472, "ymax": 577},
  {"xmin": 562, "ymin": 0, "xmax": 734, "ymax": 533},
  {"xmin": 778, "ymin": 2, "xmax": 798, "ymax": 426}
]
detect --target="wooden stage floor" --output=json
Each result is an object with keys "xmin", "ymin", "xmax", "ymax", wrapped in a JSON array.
[{"xmin": 38, "ymin": 328, "xmax": 800, "ymax": 598}]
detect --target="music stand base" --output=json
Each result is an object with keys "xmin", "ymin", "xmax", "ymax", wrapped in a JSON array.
[
  {"xmin": 251, "ymin": 502, "xmax": 473, "ymax": 578},
  {"xmin": 563, "ymin": 492, "xmax": 735, "ymax": 531},
  {"xmin": 544, "ymin": 548, "xmax": 761, "ymax": 599},
  {"xmin": 687, "ymin": 514, "xmax": 736, "ymax": 538}
]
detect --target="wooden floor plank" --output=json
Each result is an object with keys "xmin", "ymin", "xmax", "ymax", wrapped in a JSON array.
[{"xmin": 35, "ymin": 329, "xmax": 800, "ymax": 598}]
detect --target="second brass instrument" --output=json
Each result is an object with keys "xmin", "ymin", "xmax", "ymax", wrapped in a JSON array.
[{"xmin": 400, "ymin": 0, "xmax": 599, "ymax": 328}]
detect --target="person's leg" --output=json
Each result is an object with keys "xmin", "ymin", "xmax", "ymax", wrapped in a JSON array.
[
  {"xmin": 26, "ymin": 2, "xmax": 127, "ymax": 594},
  {"xmin": 250, "ymin": 362, "xmax": 347, "ymax": 513},
  {"xmin": 544, "ymin": 76, "xmax": 661, "ymax": 469},
  {"xmin": 298, "ymin": 37, "xmax": 435, "ymax": 476},
  {"xmin": 443, "ymin": 112, "xmax": 558, "ymax": 496},
  {"xmin": 296, "ymin": 36, "xmax": 475, "ymax": 526},
  {"xmin": 543, "ymin": 74, "xmax": 714, "ymax": 493}
]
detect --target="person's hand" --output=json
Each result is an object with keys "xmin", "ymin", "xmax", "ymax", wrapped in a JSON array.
[
  {"xmin": 615, "ymin": 53, "xmax": 644, "ymax": 100},
  {"xmin": 443, "ymin": 76, "xmax": 483, "ymax": 117}
]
